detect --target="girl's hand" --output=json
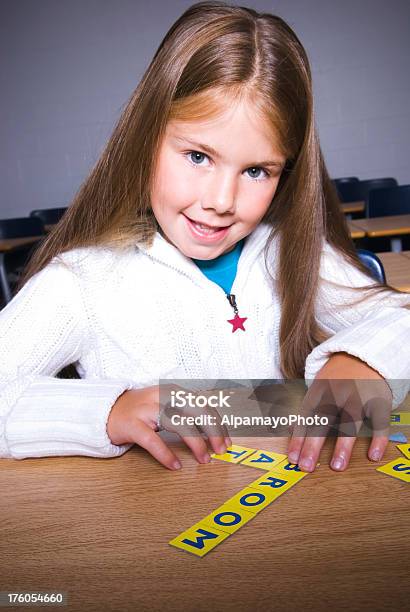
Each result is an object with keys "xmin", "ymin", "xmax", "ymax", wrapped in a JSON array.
[
  {"xmin": 287, "ymin": 352, "xmax": 393, "ymax": 472},
  {"xmin": 107, "ymin": 385, "xmax": 231, "ymax": 470}
]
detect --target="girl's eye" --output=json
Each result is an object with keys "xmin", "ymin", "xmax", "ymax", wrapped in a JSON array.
[
  {"xmin": 184, "ymin": 150, "xmax": 271, "ymax": 182},
  {"xmin": 186, "ymin": 151, "xmax": 208, "ymax": 166},
  {"xmin": 246, "ymin": 167, "xmax": 270, "ymax": 182}
]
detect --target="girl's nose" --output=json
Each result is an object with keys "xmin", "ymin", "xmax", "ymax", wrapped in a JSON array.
[{"xmin": 201, "ymin": 175, "xmax": 237, "ymax": 215}]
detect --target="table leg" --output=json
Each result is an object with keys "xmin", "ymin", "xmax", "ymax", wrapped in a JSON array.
[
  {"xmin": 0, "ymin": 253, "xmax": 12, "ymax": 304},
  {"xmin": 390, "ymin": 238, "xmax": 403, "ymax": 252}
]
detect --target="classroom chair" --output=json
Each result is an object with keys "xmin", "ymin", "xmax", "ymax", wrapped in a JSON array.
[
  {"xmin": 335, "ymin": 177, "xmax": 398, "ymax": 204},
  {"xmin": 361, "ymin": 178, "xmax": 398, "ymax": 214},
  {"xmin": 30, "ymin": 206, "xmax": 67, "ymax": 225},
  {"xmin": 332, "ymin": 177, "xmax": 359, "ymax": 202},
  {"xmin": 333, "ymin": 176, "xmax": 360, "ymax": 185},
  {"xmin": 365, "ymin": 184, "xmax": 410, "ymax": 252},
  {"xmin": 357, "ymin": 248, "xmax": 386, "ymax": 284},
  {"xmin": 333, "ymin": 179, "xmax": 362, "ymax": 203},
  {"xmin": 0, "ymin": 216, "xmax": 45, "ymax": 305},
  {"xmin": 366, "ymin": 184, "xmax": 410, "ymax": 217}
]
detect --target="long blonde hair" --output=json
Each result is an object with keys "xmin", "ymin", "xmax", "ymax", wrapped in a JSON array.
[{"xmin": 17, "ymin": 0, "xmax": 409, "ymax": 378}]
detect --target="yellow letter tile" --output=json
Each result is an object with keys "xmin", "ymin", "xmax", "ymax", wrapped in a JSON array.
[
  {"xmin": 390, "ymin": 412, "xmax": 410, "ymax": 425},
  {"xmin": 377, "ymin": 457, "xmax": 410, "ymax": 484},
  {"xmin": 247, "ymin": 470, "xmax": 301, "ymax": 500},
  {"xmin": 224, "ymin": 485, "xmax": 280, "ymax": 514},
  {"xmin": 396, "ymin": 444, "xmax": 410, "ymax": 459},
  {"xmin": 211, "ymin": 444, "xmax": 257, "ymax": 464},
  {"xmin": 169, "ymin": 521, "xmax": 230, "ymax": 557},
  {"xmin": 270, "ymin": 460, "xmax": 310, "ymax": 483},
  {"xmin": 239, "ymin": 449, "xmax": 287, "ymax": 470},
  {"xmin": 202, "ymin": 500, "xmax": 255, "ymax": 534}
]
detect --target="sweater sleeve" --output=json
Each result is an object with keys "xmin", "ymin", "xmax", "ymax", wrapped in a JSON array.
[
  {"xmin": 304, "ymin": 244, "xmax": 410, "ymax": 408},
  {"xmin": 0, "ymin": 253, "xmax": 135, "ymax": 459}
]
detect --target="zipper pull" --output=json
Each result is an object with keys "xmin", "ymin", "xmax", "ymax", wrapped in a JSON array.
[{"xmin": 226, "ymin": 293, "xmax": 247, "ymax": 333}]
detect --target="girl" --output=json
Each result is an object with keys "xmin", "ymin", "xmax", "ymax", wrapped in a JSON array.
[{"xmin": 1, "ymin": 1, "xmax": 409, "ymax": 472}]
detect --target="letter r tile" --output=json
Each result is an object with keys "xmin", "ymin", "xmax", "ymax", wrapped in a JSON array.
[
  {"xmin": 247, "ymin": 470, "xmax": 301, "ymax": 499},
  {"xmin": 169, "ymin": 520, "xmax": 230, "ymax": 557}
]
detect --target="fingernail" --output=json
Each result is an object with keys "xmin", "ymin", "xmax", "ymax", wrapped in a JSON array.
[
  {"xmin": 299, "ymin": 457, "xmax": 313, "ymax": 471},
  {"xmin": 288, "ymin": 452, "xmax": 299, "ymax": 464},
  {"xmin": 172, "ymin": 460, "xmax": 182, "ymax": 470},
  {"xmin": 331, "ymin": 457, "xmax": 344, "ymax": 470},
  {"xmin": 225, "ymin": 437, "xmax": 232, "ymax": 448},
  {"xmin": 202, "ymin": 453, "xmax": 211, "ymax": 463},
  {"xmin": 370, "ymin": 449, "xmax": 381, "ymax": 461},
  {"xmin": 218, "ymin": 445, "xmax": 227, "ymax": 455}
]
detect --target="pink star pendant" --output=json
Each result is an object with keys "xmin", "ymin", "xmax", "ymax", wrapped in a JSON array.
[{"xmin": 227, "ymin": 313, "xmax": 248, "ymax": 333}]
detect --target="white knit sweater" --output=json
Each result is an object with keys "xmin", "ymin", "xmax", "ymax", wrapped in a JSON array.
[{"xmin": 1, "ymin": 220, "xmax": 409, "ymax": 460}]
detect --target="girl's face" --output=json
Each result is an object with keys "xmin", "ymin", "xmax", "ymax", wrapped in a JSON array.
[{"xmin": 150, "ymin": 99, "xmax": 286, "ymax": 259}]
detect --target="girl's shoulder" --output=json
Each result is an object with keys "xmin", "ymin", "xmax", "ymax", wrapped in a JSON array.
[
  {"xmin": 319, "ymin": 240, "xmax": 372, "ymax": 288},
  {"xmin": 51, "ymin": 244, "xmax": 137, "ymax": 281}
]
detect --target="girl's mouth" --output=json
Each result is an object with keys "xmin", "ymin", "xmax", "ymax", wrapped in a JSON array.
[{"xmin": 183, "ymin": 215, "xmax": 232, "ymax": 243}]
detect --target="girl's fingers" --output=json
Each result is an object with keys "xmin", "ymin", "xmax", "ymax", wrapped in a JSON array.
[
  {"xmin": 132, "ymin": 421, "xmax": 182, "ymax": 470},
  {"xmin": 195, "ymin": 407, "xmax": 231, "ymax": 455},
  {"xmin": 207, "ymin": 435, "xmax": 230, "ymax": 455},
  {"xmin": 166, "ymin": 421, "xmax": 212, "ymax": 464},
  {"xmin": 330, "ymin": 436, "xmax": 357, "ymax": 471},
  {"xmin": 180, "ymin": 434, "xmax": 215, "ymax": 464},
  {"xmin": 159, "ymin": 400, "xmax": 230, "ymax": 457},
  {"xmin": 287, "ymin": 435, "xmax": 306, "ymax": 465},
  {"xmin": 368, "ymin": 434, "xmax": 389, "ymax": 462},
  {"xmin": 159, "ymin": 412, "xmax": 216, "ymax": 463},
  {"xmin": 287, "ymin": 378, "xmax": 393, "ymax": 473},
  {"xmin": 294, "ymin": 436, "xmax": 328, "ymax": 472},
  {"xmin": 331, "ymin": 389, "xmax": 390, "ymax": 469},
  {"xmin": 287, "ymin": 379, "xmax": 339, "ymax": 470}
]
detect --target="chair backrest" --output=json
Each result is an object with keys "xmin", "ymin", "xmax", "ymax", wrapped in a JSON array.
[
  {"xmin": 334, "ymin": 176, "xmax": 360, "ymax": 184},
  {"xmin": 361, "ymin": 177, "xmax": 398, "ymax": 193},
  {"xmin": 366, "ymin": 184, "xmax": 410, "ymax": 217},
  {"xmin": 0, "ymin": 216, "xmax": 45, "ymax": 239},
  {"xmin": 333, "ymin": 180, "xmax": 363, "ymax": 203},
  {"xmin": 357, "ymin": 249, "xmax": 386, "ymax": 283},
  {"xmin": 334, "ymin": 177, "xmax": 398, "ymax": 204},
  {"xmin": 30, "ymin": 207, "xmax": 67, "ymax": 224}
]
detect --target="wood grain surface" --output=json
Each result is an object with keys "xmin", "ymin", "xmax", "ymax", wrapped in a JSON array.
[
  {"xmin": 377, "ymin": 251, "xmax": 410, "ymax": 291},
  {"xmin": 1, "ymin": 431, "xmax": 409, "ymax": 612},
  {"xmin": 353, "ymin": 214, "xmax": 410, "ymax": 237}
]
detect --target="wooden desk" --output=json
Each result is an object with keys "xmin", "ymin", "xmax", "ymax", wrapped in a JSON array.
[
  {"xmin": 353, "ymin": 214, "xmax": 410, "ymax": 252},
  {"xmin": 0, "ymin": 222, "xmax": 53, "ymax": 253},
  {"xmin": 376, "ymin": 252, "xmax": 410, "ymax": 292},
  {"xmin": 0, "ymin": 236, "xmax": 44, "ymax": 253},
  {"xmin": 1, "ymin": 434, "xmax": 409, "ymax": 611},
  {"xmin": 353, "ymin": 214, "xmax": 410, "ymax": 237},
  {"xmin": 340, "ymin": 201, "xmax": 365, "ymax": 214},
  {"xmin": 347, "ymin": 221, "xmax": 365, "ymax": 239},
  {"xmin": 0, "ymin": 236, "xmax": 45, "ymax": 304}
]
